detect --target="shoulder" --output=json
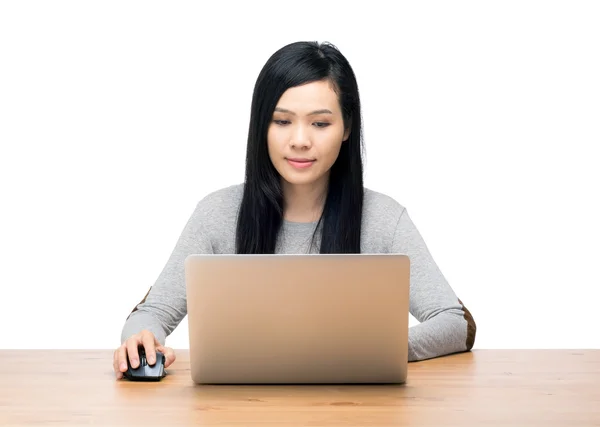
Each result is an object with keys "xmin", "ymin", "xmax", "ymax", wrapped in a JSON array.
[
  {"xmin": 360, "ymin": 188, "xmax": 406, "ymax": 251},
  {"xmin": 194, "ymin": 183, "xmax": 244, "ymax": 225},
  {"xmin": 197, "ymin": 183, "xmax": 244, "ymax": 210},
  {"xmin": 363, "ymin": 187, "xmax": 406, "ymax": 222}
]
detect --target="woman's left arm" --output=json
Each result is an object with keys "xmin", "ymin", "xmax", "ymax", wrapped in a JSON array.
[{"xmin": 392, "ymin": 208, "xmax": 477, "ymax": 362}]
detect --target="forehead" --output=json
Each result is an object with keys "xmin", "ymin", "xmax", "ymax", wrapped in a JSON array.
[{"xmin": 275, "ymin": 80, "xmax": 340, "ymax": 114}]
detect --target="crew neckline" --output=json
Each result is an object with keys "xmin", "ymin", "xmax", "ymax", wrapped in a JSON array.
[{"xmin": 282, "ymin": 219, "xmax": 318, "ymax": 227}]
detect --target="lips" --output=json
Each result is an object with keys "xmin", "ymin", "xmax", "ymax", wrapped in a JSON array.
[
  {"xmin": 286, "ymin": 158, "xmax": 315, "ymax": 169},
  {"xmin": 286, "ymin": 158, "xmax": 315, "ymax": 162}
]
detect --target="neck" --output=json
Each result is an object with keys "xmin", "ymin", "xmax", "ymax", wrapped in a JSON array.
[{"xmin": 282, "ymin": 177, "xmax": 328, "ymax": 223}]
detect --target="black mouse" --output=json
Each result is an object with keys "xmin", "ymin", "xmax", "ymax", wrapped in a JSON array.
[{"xmin": 124, "ymin": 345, "xmax": 166, "ymax": 381}]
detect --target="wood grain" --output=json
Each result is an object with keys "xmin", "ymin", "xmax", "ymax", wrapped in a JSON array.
[{"xmin": 0, "ymin": 350, "xmax": 599, "ymax": 426}]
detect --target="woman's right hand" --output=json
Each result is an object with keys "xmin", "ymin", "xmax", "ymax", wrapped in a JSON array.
[{"xmin": 113, "ymin": 330, "xmax": 176, "ymax": 379}]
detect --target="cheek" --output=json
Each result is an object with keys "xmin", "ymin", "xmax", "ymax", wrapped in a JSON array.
[
  {"xmin": 324, "ymin": 143, "xmax": 343, "ymax": 165},
  {"xmin": 267, "ymin": 127, "xmax": 278, "ymax": 156},
  {"xmin": 267, "ymin": 126, "xmax": 284, "ymax": 151},
  {"xmin": 317, "ymin": 129, "xmax": 344, "ymax": 157}
]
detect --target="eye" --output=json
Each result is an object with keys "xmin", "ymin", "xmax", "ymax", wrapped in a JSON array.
[
  {"xmin": 273, "ymin": 119, "xmax": 290, "ymax": 125},
  {"xmin": 313, "ymin": 122, "xmax": 330, "ymax": 128}
]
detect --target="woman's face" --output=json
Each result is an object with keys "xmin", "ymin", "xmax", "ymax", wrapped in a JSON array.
[{"xmin": 267, "ymin": 79, "xmax": 350, "ymax": 190}]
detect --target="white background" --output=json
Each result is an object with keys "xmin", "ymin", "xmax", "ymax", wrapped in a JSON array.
[{"xmin": 1, "ymin": 1, "xmax": 598, "ymax": 350}]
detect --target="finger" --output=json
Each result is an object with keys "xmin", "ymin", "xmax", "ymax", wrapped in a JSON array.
[
  {"xmin": 113, "ymin": 350, "xmax": 120, "ymax": 376},
  {"xmin": 158, "ymin": 346, "xmax": 176, "ymax": 368},
  {"xmin": 117, "ymin": 344, "xmax": 129, "ymax": 373},
  {"xmin": 113, "ymin": 350, "xmax": 122, "ymax": 379},
  {"xmin": 126, "ymin": 337, "xmax": 141, "ymax": 369},
  {"xmin": 113, "ymin": 349, "xmax": 118, "ymax": 372},
  {"xmin": 141, "ymin": 331, "xmax": 156, "ymax": 365}
]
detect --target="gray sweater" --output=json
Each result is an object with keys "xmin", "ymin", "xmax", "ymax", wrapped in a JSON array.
[{"xmin": 121, "ymin": 184, "xmax": 476, "ymax": 362}]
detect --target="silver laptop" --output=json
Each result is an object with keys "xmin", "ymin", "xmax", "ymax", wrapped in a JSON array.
[{"xmin": 184, "ymin": 253, "xmax": 410, "ymax": 384}]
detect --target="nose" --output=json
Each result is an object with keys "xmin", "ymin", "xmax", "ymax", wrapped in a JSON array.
[{"xmin": 290, "ymin": 124, "xmax": 312, "ymax": 149}]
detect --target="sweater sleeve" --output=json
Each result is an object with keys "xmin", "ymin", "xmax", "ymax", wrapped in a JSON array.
[
  {"xmin": 392, "ymin": 208, "xmax": 476, "ymax": 362},
  {"xmin": 120, "ymin": 201, "xmax": 214, "ymax": 345}
]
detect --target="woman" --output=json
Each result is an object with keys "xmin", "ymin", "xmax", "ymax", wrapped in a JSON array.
[{"xmin": 113, "ymin": 41, "xmax": 476, "ymax": 379}]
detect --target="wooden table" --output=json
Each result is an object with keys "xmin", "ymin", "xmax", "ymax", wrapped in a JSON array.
[{"xmin": 1, "ymin": 350, "xmax": 599, "ymax": 426}]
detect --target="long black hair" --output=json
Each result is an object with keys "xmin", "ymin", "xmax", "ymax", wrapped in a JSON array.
[{"xmin": 235, "ymin": 41, "xmax": 364, "ymax": 254}]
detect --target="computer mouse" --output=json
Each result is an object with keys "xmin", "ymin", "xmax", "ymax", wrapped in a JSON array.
[{"xmin": 123, "ymin": 345, "xmax": 166, "ymax": 381}]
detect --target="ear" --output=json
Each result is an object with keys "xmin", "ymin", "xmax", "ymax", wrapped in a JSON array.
[
  {"xmin": 342, "ymin": 116, "xmax": 352, "ymax": 142},
  {"xmin": 342, "ymin": 127, "xmax": 351, "ymax": 142}
]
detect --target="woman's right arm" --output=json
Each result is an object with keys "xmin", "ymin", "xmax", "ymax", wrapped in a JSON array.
[
  {"xmin": 115, "ymin": 200, "xmax": 214, "ymax": 378},
  {"xmin": 121, "ymin": 200, "xmax": 214, "ymax": 344}
]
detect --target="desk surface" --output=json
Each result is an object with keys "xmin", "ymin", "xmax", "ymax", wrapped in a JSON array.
[{"xmin": 1, "ymin": 349, "xmax": 598, "ymax": 426}]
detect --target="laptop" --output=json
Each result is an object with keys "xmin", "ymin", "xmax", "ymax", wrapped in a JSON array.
[{"xmin": 184, "ymin": 253, "xmax": 410, "ymax": 384}]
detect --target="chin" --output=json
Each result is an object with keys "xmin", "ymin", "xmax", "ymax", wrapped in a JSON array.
[
  {"xmin": 282, "ymin": 175, "xmax": 316, "ymax": 186},
  {"xmin": 278, "ymin": 171, "xmax": 319, "ymax": 186}
]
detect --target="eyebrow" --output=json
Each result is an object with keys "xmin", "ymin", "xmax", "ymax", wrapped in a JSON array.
[{"xmin": 274, "ymin": 107, "xmax": 333, "ymax": 116}]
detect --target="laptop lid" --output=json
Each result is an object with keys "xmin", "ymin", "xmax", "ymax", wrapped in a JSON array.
[{"xmin": 185, "ymin": 253, "xmax": 410, "ymax": 384}]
